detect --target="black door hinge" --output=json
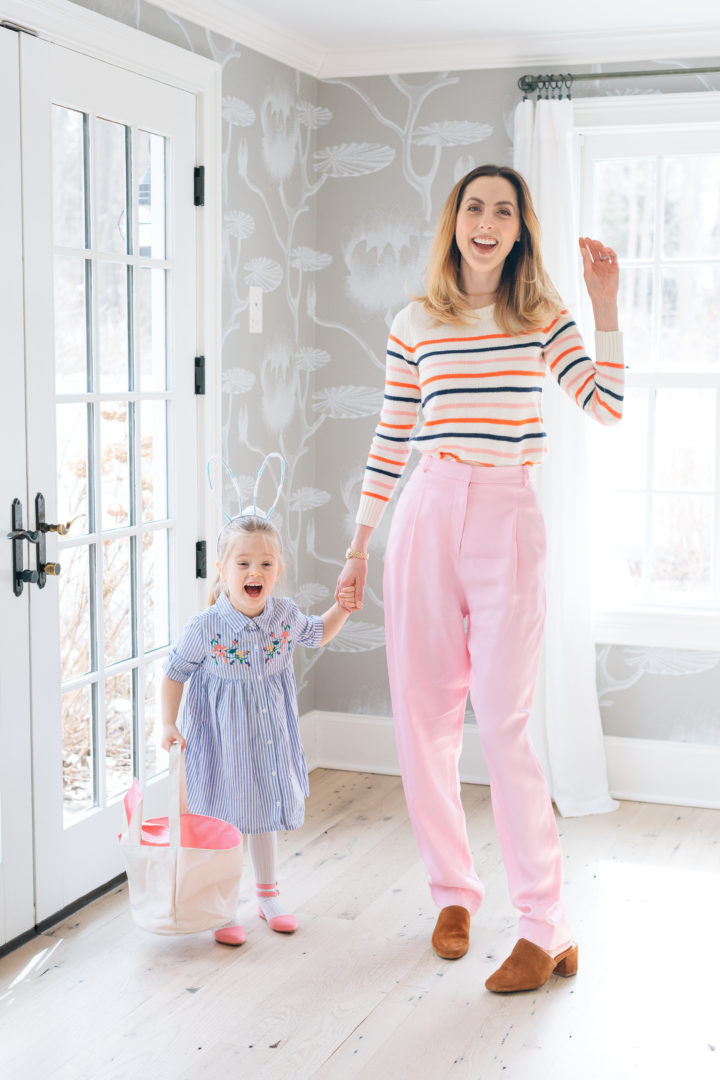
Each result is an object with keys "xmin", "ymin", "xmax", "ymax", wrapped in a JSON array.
[
  {"xmin": 194, "ymin": 355, "xmax": 205, "ymax": 395},
  {"xmin": 196, "ymin": 541, "xmax": 207, "ymax": 579},
  {"xmin": 194, "ymin": 166, "xmax": 205, "ymax": 206}
]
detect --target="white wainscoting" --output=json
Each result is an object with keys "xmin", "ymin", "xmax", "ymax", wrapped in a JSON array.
[
  {"xmin": 300, "ymin": 711, "xmax": 720, "ymax": 811},
  {"xmin": 603, "ymin": 736, "xmax": 720, "ymax": 811}
]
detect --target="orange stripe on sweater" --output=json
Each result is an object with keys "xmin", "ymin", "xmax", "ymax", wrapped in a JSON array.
[
  {"xmin": 385, "ymin": 379, "xmax": 419, "ymax": 391},
  {"xmin": 361, "ymin": 490, "xmax": 390, "ymax": 502},
  {"xmin": 390, "ymin": 311, "xmax": 570, "ymax": 354},
  {"xmin": 597, "ymin": 397, "xmax": 622, "ymax": 420},
  {"xmin": 549, "ymin": 345, "xmax": 584, "ymax": 372},
  {"xmin": 378, "ymin": 422, "xmax": 415, "ymax": 430},
  {"xmin": 390, "ymin": 330, "xmax": 513, "ymax": 354},
  {"xmin": 368, "ymin": 453, "xmax": 406, "ymax": 466},
  {"xmin": 424, "ymin": 415, "xmax": 541, "ymax": 427}
]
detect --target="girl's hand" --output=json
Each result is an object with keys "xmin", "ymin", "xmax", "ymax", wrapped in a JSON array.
[
  {"xmin": 337, "ymin": 586, "xmax": 360, "ymax": 612},
  {"xmin": 336, "ymin": 559, "xmax": 366, "ymax": 611},
  {"xmin": 579, "ymin": 237, "xmax": 619, "ymax": 306},
  {"xmin": 161, "ymin": 724, "xmax": 186, "ymax": 752}
]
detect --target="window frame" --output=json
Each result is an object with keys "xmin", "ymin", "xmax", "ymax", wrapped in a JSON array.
[{"xmin": 574, "ymin": 91, "xmax": 720, "ymax": 651}]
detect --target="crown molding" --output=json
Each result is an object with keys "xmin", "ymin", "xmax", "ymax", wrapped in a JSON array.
[
  {"xmin": 318, "ymin": 28, "xmax": 720, "ymax": 79},
  {"xmin": 146, "ymin": 0, "xmax": 328, "ymax": 75},
  {"xmin": 148, "ymin": 2, "xmax": 720, "ymax": 80}
]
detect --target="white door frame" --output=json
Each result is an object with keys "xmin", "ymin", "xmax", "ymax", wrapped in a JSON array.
[
  {"xmin": 0, "ymin": 28, "xmax": 34, "ymax": 946},
  {"xmin": 0, "ymin": 0, "xmax": 221, "ymax": 937}
]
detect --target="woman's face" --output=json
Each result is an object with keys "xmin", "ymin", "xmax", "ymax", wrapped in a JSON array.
[{"xmin": 454, "ymin": 175, "xmax": 522, "ymax": 287}]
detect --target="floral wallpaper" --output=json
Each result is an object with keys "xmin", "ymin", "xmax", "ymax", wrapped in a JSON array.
[{"xmin": 69, "ymin": 0, "xmax": 720, "ymax": 743}]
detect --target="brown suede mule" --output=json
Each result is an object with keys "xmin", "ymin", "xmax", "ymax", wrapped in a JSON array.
[
  {"xmin": 485, "ymin": 938, "xmax": 578, "ymax": 993},
  {"xmin": 431, "ymin": 905, "xmax": 471, "ymax": 959}
]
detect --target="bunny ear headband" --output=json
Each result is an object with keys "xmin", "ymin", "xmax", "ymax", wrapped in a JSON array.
[{"xmin": 207, "ymin": 453, "xmax": 286, "ymax": 550}]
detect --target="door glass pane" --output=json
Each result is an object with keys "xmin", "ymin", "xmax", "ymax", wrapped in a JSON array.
[
  {"xmin": 103, "ymin": 538, "xmax": 133, "ymax": 664},
  {"xmin": 141, "ymin": 401, "xmax": 167, "ymax": 522},
  {"xmin": 594, "ymin": 157, "xmax": 656, "ymax": 260},
  {"xmin": 664, "ymin": 155, "xmax": 720, "ymax": 259},
  {"xmin": 143, "ymin": 658, "xmax": 166, "ymax": 780},
  {"xmin": 136, "ymin": 131, "xmax": 166, "ymax": 259},
  {"xmin": 51, "ymin": 85, "xmax": 182, "ymax": 835},
  {"xmin": 143, "ymin": 530, "xmax": 169, "ymax": 651},
  {"xmin": 97, "ymin": 260, "xmax": 129, "ymax": 391},
  {"xmin": 654, "ymin": 389, "xmax": 715, "ymax": 492},
  {"xmin": 54, "ymin": 255, "xmax": 88, "ymax": 393},
  {"xmin": 105, "ymin": 670, "xmax": 133, "ymax": 801},
  {"xmin": 62, "ymin": 684, "xmax": 95, "ymax": 823},
  {"xmin": 661, "ymin": 266, "xmax": 720, "ymax": 372},
  {"xmin": 57, "ymin": 403, "xmax": 90, "ymax": 534},
  {"xmin": 136, "ymin": 268, "xmax": 167, "ymax": 390},
  {"xmin": 100, "ymin": 401, "xmax": 130, "ymax": 529},
  {"xmin": 650, "ymin": 494, "xmax": 712, "ymax": 594},
  {"xmin": 58, "ymin": 545, "xmax": 93, "ymax": 681},
  {"xmin": 52, "ymin": 106, "xmax": 86, "ymax": 250},
  {"xmin": 95, "ymin": 118, "xmax": 128, "ymax": 254}
]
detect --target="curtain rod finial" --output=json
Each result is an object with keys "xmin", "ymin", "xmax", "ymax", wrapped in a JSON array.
[{"xmin": 518, "ymin": 74, "xmax": 538, "ymax": 96}]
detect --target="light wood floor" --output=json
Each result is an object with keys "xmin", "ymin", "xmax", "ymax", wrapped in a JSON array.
[{"xmin": 1, "ymin": 769, "xmax": 719, "ymax": 1080}]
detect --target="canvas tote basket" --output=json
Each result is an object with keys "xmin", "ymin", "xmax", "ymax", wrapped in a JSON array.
[{"xmin": 119, "ymin": 743, "xmax": 243, "ymax": 934}]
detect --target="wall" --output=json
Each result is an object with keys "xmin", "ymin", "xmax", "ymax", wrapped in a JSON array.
[
  {"xmin": 310, "ymin": 61, "xmax": 720, "ymax": 750},
  {"xmin": 68, "ymin": 0, "xmax": 720, "ymax": 746}
]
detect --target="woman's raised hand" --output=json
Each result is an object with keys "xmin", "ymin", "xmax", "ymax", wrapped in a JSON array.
[
  {"xmin": 579, "ymin": 237, "xmax": 619, "ymax": 330},
  {"xmin": 335, "ymin": 559, "xmax": 366, "ymax": 612}
]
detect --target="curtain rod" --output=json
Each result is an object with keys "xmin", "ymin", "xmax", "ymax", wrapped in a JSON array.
[{"xmin": 518, "ymin": 66, "xmax": 720, "ymax": 97}]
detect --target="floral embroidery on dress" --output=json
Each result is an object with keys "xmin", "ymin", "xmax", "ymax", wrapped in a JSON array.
[
  {"xmin": 210, "ymin": 633, "xmax": 249, "ymax": 666},
  {"xmin": 263, "ymin": 622, "xmax": 293, "ymax": 664}
]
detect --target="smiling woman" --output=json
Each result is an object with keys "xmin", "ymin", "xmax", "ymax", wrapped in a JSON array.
[
  {"xmin": 454, "ymin": 176, "xmax": 522, "ymax": 301},
  {"xmin": 336, "ymin": 161, "xmax": 624, "ymax": 993}
]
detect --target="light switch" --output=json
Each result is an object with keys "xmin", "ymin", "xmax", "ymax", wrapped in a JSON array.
[{"xmin": 249, "ymin": 285, "xmax": 263, "ymax": 333}]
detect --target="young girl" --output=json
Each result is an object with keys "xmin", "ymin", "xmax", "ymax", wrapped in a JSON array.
[
  {"xmin": 161, "ymin": 513, "xmax": 353, "ymax": 945},
  {"xmin": 336, "ymin": 164, "xmax": 624, "ymax": 992}
]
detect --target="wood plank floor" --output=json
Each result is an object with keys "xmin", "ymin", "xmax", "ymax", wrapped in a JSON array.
[{"xmin": 1, "ymin": 769, "xmax": 719, "ymax": 1080}]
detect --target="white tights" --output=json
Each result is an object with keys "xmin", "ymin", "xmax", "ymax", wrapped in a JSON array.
[{"xmin": 222, "ymin": 831, "xmax": 291, "ymax": 926}]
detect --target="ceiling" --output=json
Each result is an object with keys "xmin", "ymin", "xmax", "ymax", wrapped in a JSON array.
[{"xmin": 156, "ymin": 0, "xmax": 720, "ymax": 77}]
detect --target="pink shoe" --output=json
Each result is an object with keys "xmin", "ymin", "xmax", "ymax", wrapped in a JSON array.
[
  {"xmin": 258, "ymin": 907, "xmax": 298, "ymax": 933},
  {"xmin": 256, "ymin": 882, "xmax": 298, "ymax": 933},
  {"xmin": 214, "ymin": 924, "xmax": 246, "ymax": 946}
]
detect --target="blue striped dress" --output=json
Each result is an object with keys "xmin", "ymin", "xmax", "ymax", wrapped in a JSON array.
[{"xmin": 163, "ymin": 593, "xmax": 323, "ymax": 834}]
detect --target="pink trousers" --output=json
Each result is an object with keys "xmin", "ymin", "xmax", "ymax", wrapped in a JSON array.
[{"xmin": 383, "ymin": 456, "xmax": 572, "ymax": 953}]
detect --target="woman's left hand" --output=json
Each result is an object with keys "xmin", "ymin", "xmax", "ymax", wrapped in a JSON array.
[{"xmin": 579, "ymin": 237, "xmax": 619, "ymax": 306}]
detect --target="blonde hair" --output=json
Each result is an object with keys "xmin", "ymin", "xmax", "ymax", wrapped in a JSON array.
[
  {"xmin": 418, "ymin": 164, "xmax": 563, "ymax": 335},
  {"xmin": 209, "ymin": 515, "xmax": 283, "ymax": 605}
]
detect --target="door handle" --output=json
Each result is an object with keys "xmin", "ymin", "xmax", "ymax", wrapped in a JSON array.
[
  {"xmin": 7, "ymin": 498, "xmax": 33, "ymax": 597},
  {"xmin": 7, "ymin": 494, "xmax": 70, "ymax": 596}
]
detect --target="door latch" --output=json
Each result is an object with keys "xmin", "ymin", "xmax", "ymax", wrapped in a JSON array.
[{"xmin": 7, "ymin": 494, "xmax": 69, "ymax": 596}]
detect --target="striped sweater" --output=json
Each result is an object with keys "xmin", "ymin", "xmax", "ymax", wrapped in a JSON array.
[{"xmin": 356, "ymin": 301, "xmax": 624, "ymax": 528}]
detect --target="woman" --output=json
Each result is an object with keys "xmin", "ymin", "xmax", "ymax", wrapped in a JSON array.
[{"xmin": 336, "ymin": 164, "xmax": 623, "ymax": 993}]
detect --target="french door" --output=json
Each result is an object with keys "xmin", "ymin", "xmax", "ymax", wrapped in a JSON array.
[{"xmin": 1, "ymin": 29, "xmax": 203, "ymax": 943}]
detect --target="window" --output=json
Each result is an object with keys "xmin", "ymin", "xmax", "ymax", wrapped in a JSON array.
[{"xmin": 576, "ymin": 94, "xmax": 720, "ymax": 649}]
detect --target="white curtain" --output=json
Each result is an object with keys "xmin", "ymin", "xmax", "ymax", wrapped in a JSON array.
[{"xmin": 514, "ymin": 98, "xmax": 618, "ymax": 817}]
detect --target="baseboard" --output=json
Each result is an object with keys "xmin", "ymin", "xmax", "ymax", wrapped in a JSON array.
[
  {"xmin": 300, "ymin": 710, "xmax": 490, "ymax": 785},
  {"xmin": 300, "ymin": 712, "xmax": 720, "ymax": 810},
  {"xmin": 604, "ymin": 735, "xmax": 720, "ymax": 810}
]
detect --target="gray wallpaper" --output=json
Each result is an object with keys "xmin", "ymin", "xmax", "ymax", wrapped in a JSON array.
[{"xmin": 69, "ymin": 0, "xmax": 720, "ymax": 745}]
